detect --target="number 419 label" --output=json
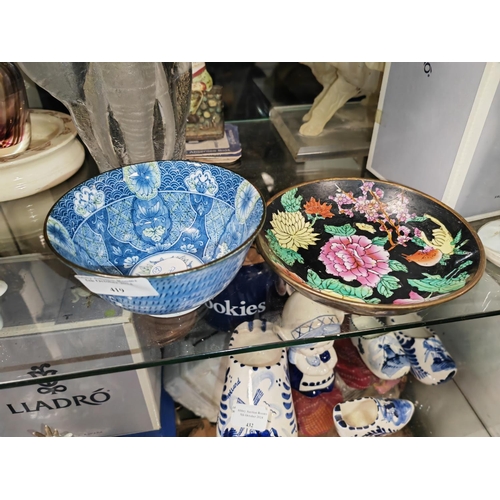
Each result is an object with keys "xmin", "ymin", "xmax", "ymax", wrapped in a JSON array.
[{"xmin": 75, "ymin": 275, "xmax": 159, "ymax": 297}]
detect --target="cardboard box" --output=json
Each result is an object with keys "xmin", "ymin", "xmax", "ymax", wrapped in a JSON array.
[
  {"xmin": 0, "ymin": 254, "xmax": 161, "ymax": 437},
  {"xmin": 367, "ymin": 62, "xmax": 500, "ymax": 221}
]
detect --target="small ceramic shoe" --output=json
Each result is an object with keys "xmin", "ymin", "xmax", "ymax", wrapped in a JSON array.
[
  {"xmin": 386, "ymin": 313, "xmax": 457, "ymax": 385},
  {"xmin": 333, "ymin": 397, "xmax": 414, "ymax": 437},
  {"xmin": 217, "ymin": 320, "xmax": 298, "ymax": 437},
  {"xmin": 351, "ymin": 315, "xmax": 411, "ymax": 381}
]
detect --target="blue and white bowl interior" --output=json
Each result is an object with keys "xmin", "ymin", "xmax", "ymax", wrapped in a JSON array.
[{"xmin": 45, "ymin": 161, "xmax": 264, "ymax": 315}]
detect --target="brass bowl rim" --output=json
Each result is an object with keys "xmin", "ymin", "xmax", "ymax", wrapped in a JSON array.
[
  {"xmin": 257, "ymin": 177, "xmax": 486, "ymax": 314},
  {"xmin": 44, "ymin": 161, "xmax": 267, "ymax": 281}
]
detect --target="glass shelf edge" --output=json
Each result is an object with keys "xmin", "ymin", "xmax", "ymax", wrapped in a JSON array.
[{"xmin": 2, "ymin": 308, "xmax": 500, "ymax": 391}]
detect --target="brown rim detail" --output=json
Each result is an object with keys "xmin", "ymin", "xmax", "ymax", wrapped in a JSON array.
[
  {"xmin": 257, "ymin": 177, "xmax": 486, "ymax": 314},
  {"xmin": 44, "ymin": 162, "xmax": 267, "ymax": 281}
]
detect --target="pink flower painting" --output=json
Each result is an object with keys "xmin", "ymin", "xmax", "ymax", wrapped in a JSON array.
[
  {"xmin": 319, "ymin": 235, "xmax": 391, "ymax": 287},
  {"xmin": 393, "ymin": 291, "xmax": 425, "ymax": 305}
]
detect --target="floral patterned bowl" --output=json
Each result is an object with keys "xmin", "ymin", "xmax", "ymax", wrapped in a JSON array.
[
  {"xmin": 44, "ymin": 161, "xmax": 265, "ymax": 317},
  {"xmin": 256, "ymin": 178, "xmax": 485, "ymax": 316}
]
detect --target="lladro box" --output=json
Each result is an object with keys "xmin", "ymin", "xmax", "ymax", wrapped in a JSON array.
[
  {"xmin": 0, "ymin": 254, "xmax": 161, "ymax": 437},
  {"xmin": 367, "ymin": 62, "xmax": 500, "ymax": 221}
]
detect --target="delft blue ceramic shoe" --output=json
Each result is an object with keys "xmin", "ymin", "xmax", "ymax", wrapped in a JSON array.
[
  {"xmin": 217, "ymin": 320, "xmax": 298, "ymax": 437},
  {"xmin": 351, "ymin": 315, "xmax": 411, "ymax": 381},
  {"xmin": 387, "ymin": 313, "xmax": 457, "ymax": 385},
  {"xmin": 333, "ymin": 397, "xmax": 414, "ymax": 437}
]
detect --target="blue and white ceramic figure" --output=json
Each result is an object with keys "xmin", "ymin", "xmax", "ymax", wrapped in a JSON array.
[
  {"xmin": 387, "ymin": 313, "xmax": 457, "ymax": 385},
  {"xmin": 44, "ymin": 161, "xmax": 265, "ymax": 317},
  {"xmin": 287, "ymin": 341, "xmax": 337, "ymax": 397},
  {"xmin": 216, "ymin": 320, "xmax": 298, "ymax": 437},
  {"xmin": 333, "ymin": 397, "xmax": 414, "ymax": 437},
  {"xmin": 351, "ymin": 315, "xmax": 411, "ymax": 380},
  {"xmin": 273, "ymin": 292, "xmax": 344, "ymax": 397}
]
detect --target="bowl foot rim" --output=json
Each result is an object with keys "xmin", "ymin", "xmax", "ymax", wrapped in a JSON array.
[{"xmin": 148, "ymin": 306, "xmax": 199, "ymax": 318}]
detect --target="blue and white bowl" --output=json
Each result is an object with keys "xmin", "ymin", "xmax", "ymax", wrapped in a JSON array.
[{"xmin": 44, "ymin": 161, "xmax": 265, "ymax": 317}]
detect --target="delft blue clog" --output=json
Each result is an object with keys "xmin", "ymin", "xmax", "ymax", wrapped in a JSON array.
[
  {"xmin": 333, "ymin": 397, "xmax": 414, "ymax": 437},
  {"xmin": 351, "ymin": 315, "xmax": 411, "ymax": 380},
  {"xmin": 387, "ymin": 313, "xmax": 457, "ymax": 385}
]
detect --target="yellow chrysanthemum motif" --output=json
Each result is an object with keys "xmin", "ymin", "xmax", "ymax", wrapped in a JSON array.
[{"xmin": 270, "ymin": 211, "xmax": 319, "ymax": 251}]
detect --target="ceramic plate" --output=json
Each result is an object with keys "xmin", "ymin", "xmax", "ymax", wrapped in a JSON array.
[
  {"xmin": 0, "ymin": 110, "xmax": 84, "ymax": 202},
  {"xmin": 257, "ymin": 178, "xmax": 485, "ymax": 316},
  {"xmin": 478, "ymin": 220, "xmax": 500, "ymax": 265},
  {"xmin": 0, "ymin": 110, "xmax": 77, "ymax": 165}
]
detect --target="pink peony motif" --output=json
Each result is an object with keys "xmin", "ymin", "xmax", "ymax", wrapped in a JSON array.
[
  {"xmin": 393, "ymin": 291, "xmax": 425, "ymax": 305},
  {"xmin": 319, "ymin": 234, "xmax": 391, "ymax": 287}
]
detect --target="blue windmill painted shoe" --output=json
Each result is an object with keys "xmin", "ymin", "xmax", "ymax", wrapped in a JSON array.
[
  {"xmin": 387, "ymin": 313, "xmax": 457, "ymax": 385},
  {"xmin": 351, "ymin": 315, "xmax": 411, "ymax": 381},
  {"xmin": 333, "ymin": 397, "xmax": 414, "ymax": 437}
]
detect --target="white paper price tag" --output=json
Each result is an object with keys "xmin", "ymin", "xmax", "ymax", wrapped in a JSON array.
[
  {"xmin": 75, "ymin": 276, "xmax": 159, "ymax": 297},
  {"xmin": 230, "ymin": 403, "xmax": 269, "ymax": 432}
]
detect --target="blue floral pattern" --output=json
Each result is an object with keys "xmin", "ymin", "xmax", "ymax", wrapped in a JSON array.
[
  {"xmin": 123, "ymin": 256, "xmax": 139, "ymax": 268},
  {"xmin": 235, "ymin": 180, "xmax": 260, "ymax": 224},
  {"xmin": 123, "ymin": 162, "xmax": 161, "ymax": 200},
  {"xmin": 184, "ymin": 168, "xmax": 219, "ymax": 196},
  {"xmin": 73, "ymin": 186, "xmax": 105, "ymax": 218},
  {"xmin": 45, "ymin": 161, "xmax": 265, "ymax": 317},
  {"xmin": 46, "ymin": 217, "xmax": 76, "ymax": 258}
]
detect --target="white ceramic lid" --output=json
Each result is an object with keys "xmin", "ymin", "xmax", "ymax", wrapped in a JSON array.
[
  {"xmin": 0, "ymin": 109, "xmax": 85, "ymax": 203},
  {"xmin": 478, "ymin": 219, "xmax": 500, "ymax": 258}
]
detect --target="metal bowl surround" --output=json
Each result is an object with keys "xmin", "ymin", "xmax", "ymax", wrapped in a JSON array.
[
  {"xmin": 45, "ymin": 160, "xmax": 265, "ymax": 317},
  {"xmin": 257, "ymin": 178, "xmax": 485, "ymax": 316}
]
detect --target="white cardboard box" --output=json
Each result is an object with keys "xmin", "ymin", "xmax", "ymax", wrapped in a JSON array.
[
  {"xmin": 367, "ymin": 62, "xmax": 500, "ymax": 221},
  {"xmin": 0, "ymin": 254, "xmax": 161, "ymax": 437}
]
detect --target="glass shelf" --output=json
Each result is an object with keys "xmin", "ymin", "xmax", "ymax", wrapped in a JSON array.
[{"xmin": 0, "ymin": 118, "xmax": 499, "ymax": 390}]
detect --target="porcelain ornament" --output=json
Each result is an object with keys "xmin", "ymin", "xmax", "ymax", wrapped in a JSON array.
[{"xmin": 258, "ymin": 178, "xmax": 485, "ymax": 316}]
